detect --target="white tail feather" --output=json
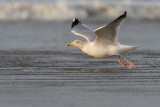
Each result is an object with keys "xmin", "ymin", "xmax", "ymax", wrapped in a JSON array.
[{"xmin": 119, "ymin": 45, "xmax": 138, "ymax": 53}]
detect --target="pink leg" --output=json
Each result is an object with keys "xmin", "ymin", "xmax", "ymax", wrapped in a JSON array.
[
  {"xmin": 119, "ymin": 55, "xmax": 127, "ymax": 67},
  {"xmin": 119, "ymin": 55, "xmax": 135, "ymax": 69}
]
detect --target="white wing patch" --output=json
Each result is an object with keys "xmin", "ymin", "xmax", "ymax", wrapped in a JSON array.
[{"xmin": 71, "ymin": 23, "xmax": 96, "ymax": 42}]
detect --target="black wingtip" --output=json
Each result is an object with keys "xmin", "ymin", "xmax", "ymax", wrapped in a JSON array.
[
  {"xmin": 124, "ymin": 11, "xmax": 127, "ymax": 17},
  {"xmin": 71, "ymin": 17, "xmax": 81, "ymax": 29}
]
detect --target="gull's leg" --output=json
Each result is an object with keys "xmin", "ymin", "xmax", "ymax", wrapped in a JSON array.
[
  {"xmin": 119, "ymin": 55, "xmax": 135, "ymax": 69},
  {"xmin": 119, "ymin": 55, "xmax": 127, "ymax": 67}
]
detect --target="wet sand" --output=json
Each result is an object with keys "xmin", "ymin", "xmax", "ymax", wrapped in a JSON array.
[
  {"xmin": 0, "ymin": 21, "xmax": 160, "ymax": 107},
  {"xmin": 0, "ymin": 50, "xmax": 160, "ymax": 107}
]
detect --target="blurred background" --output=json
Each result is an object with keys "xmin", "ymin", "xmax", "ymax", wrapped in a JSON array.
[
  {"xmin": 0, "ymin": 1, "xmax": 160, "ymax": 107},
  {"xmin": 0, "ymin": 0, "xmax": 159, "ymax": 51}
]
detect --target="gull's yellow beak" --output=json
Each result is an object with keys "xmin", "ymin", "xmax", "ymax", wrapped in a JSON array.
[{"xmin": 66, "ymin": 43, "xmax": 73, "ymax": 46}]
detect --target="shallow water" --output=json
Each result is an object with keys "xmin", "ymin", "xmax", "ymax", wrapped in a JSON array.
[
  {"xmin": 0, "ymin": 21, "xmax": 160, "ymax": 107},
  {"xmin": 0, "ymin": 20, "xmax": 160, "ymax": 51}
]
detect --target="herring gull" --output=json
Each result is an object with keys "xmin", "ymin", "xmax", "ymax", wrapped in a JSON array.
[{"xmin": 66, "ymin": 11, "xmax": 138, "ymax": 69}]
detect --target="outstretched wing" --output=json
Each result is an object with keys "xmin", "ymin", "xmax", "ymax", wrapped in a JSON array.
[
  {"xmin": 71, "ymin": 18, "xmax": 96, "ymax": 42},
  {"xmin": 94, "ymin": 11, "xmax": 127, "ymax": 46}
]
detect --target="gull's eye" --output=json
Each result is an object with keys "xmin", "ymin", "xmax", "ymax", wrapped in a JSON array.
[{"xmin": 76, "ymin": 41, "xmax": 79, "ymax": 43}]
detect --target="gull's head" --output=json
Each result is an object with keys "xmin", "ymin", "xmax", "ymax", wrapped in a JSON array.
[{"xmin": 66, "ymin": 40, "xmax": 85, "ymax": 49}]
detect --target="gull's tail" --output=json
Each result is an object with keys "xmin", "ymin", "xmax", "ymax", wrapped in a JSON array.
[{"xmin": 118, "ymin": 45, "xmax": 139, "ymax": 53}]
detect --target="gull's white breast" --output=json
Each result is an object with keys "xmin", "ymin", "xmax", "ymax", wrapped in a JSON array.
[{"xmin": 81, "ymin": 43, "xmax": 119, "ymax": 58}]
